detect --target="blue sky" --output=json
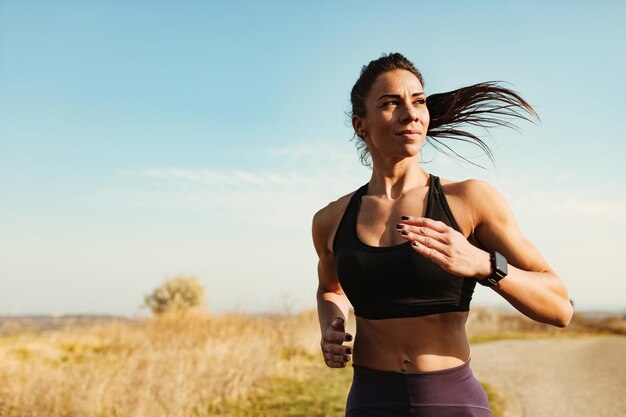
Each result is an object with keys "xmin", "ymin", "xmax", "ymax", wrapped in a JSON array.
[{"xmin": 1, "ymin": 1, "xmax": 625, "ymax": 315}]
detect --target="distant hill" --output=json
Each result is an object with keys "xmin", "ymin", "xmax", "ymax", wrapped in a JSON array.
[
  {"xmin": 0, "ymin": 315, "xmax": 134, "ymax": 335},
  {"xmin": 1, "ymin": 308, "xmax": 624, "ymax": 337}
]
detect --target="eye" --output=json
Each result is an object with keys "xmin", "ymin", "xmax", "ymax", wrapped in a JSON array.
[
  {"xmin": 414, "ymin": 98, "xmax": 426, "ymax": 105},
  {"xmin": 382, "ymin": 100, "xmax": 399, "ymax": 107}
]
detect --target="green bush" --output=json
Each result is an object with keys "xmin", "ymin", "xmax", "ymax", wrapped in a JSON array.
[{"xmin": 143, "ymin": 276, "xmax": 206, "ymax": 315}]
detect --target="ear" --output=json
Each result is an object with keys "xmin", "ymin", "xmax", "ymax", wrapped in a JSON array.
[{"xmin": 352, "ymin": 115, "xmax": 366, "ymax": 137}]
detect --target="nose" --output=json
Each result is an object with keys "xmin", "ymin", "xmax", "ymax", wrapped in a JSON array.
[{"xmin": 400, "ymin": 102, "xmax": 420, "ymax": 124}]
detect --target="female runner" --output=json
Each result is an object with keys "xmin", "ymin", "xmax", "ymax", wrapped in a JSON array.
[{"xmin": 311, "ymin": 53, "xmax": 573, "ymax": 417}]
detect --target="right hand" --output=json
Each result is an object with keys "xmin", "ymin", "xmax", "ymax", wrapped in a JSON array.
[{"xmin": 321, "ymin": 317, "xmax": 353, "ymax": 368}]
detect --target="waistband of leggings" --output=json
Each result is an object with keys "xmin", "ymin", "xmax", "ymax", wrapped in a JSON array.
[{"xmin": 352, "ymin": 356, "xmax": 472, "ymax": 376}]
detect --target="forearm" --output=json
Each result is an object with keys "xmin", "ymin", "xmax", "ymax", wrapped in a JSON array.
[
  {"xmin": 491, "ymin": 264, "xmax": 573, "ymax": 327},
  {"xmin": 316, "ymin": 286, "xmax": 350, "ymax": 337}
]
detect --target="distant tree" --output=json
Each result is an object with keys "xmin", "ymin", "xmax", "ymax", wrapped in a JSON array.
[{"xmin": 143, "ymin": 275, "xmax": 206, "ymax": 315}]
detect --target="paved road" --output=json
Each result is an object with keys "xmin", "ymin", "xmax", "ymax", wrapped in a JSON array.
[{"xmin": 470, "ymin": 336, "xmax": 626, "ymax": 417}]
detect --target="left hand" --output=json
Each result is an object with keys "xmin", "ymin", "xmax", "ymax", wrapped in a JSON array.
[{"xmin": 396, "ymin": 216, "xmax": 491, "ymax": 279}]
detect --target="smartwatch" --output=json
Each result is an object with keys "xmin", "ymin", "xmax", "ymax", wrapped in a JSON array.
[{"xmin": 479, "ymin": 251, "xmax": 508, "ymax": 287}]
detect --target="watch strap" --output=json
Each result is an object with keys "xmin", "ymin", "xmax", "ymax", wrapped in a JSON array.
[{"xmin": 479, "ymin": 251, "xmax": 508, "ymax": 287}]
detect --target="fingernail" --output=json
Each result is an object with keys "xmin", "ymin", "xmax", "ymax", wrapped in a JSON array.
[
  {"xmin": 401, "ymin": 215, "xmax": 409, "ymax": 220},
  {"xmin": 346, "ymin": 347, "xmax": 352, "ymax": 354},
  {"xmin": 401, "ymin": 230, "xmax": 408, "ymax": 235},
  {"xmin": 412, "ymin": 241, "xmax": 419, "ymax": 246},
  {"xmin": 395, "ymin": 223, "xmax": 404, "ymax": 229},
  {"xmin": 345, "ymin": 334, "xmax": 352, "ymax": 341}
]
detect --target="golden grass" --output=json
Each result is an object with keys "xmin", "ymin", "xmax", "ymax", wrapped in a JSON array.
[
  {"xmin": 480, "ymin": 382, "xmax": 506, "ymax": 417},
  {"xmin": 0, "ymin": 308, "xmax": 621, "ymax": 417},
  {"xmin": 0, "ymin": 310, "xmax": 326, "ymax": 417}
]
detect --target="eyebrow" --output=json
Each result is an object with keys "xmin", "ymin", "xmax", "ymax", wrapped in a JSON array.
[{"xmin": 377, "ymin": 92, "xmax": 426, "ymax": 101}]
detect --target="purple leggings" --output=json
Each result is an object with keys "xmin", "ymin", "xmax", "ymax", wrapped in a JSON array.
[{"xmin": 346, "ymin": 359, "xmax": 492, "ymax": 417}]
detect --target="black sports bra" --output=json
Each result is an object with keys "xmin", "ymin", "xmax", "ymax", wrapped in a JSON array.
[{"xmin": 332, "ymin": 174, "xmax": 476, "ymax": 320}]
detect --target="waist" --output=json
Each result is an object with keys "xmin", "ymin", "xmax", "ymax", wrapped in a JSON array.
[
  {"xmin": 353, "ymin": 356, "xmax": 472, "ymax": 376},
  {"xmin": 352, "ymin": 311, "xmax": 470, "ymax": 372}
]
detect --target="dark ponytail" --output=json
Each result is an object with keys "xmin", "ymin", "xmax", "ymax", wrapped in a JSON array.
[
  {"xmin": 426, "ymin": 82, "xmax": 538, "ymax": 166},
  {"xmin": 349, "ymin": 53, "xmax": 538, "ymax": 167}
]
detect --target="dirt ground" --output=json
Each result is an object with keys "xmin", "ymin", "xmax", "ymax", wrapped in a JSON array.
[{"xmin": 470, "ymin": 336, "xmax": 626, "ymax": 417}]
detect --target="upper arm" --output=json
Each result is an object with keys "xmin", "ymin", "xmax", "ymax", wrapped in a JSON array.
[
  {"xmin": 469, "ymin": 180, "xmax": 552, "ymax": 273},
  {"xmin": 312, "ymin": 206, "xmax": 344, "ymax": 295}
]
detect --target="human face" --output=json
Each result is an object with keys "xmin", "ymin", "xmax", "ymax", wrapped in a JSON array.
[{"xmin": 353, "ymin": 69, "xmax": 429, "ymax": 160}]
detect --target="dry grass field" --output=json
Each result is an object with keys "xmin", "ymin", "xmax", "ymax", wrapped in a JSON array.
[
  {"xmin": 0, "ymin": 308, "xmax": 623, "ymax": 417},
  {"xmin": 0, "ymin": 310, "xmax": 336, "ymax": 417}
]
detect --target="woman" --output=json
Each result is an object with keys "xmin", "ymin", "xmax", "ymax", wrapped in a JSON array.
[{"xmin": 311, "ymin": 53, "xmax": 573, "ymax": 417}]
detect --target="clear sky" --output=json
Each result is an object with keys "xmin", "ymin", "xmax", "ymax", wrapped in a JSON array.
[{"xmin": 1, "ymin": 1, "xmax": 625, "ymax": 316}]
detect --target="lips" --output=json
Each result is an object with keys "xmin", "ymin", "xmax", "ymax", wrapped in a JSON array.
[{"xmin": 396, "ymin": 130, "xmax": 423, "ymax": 136}]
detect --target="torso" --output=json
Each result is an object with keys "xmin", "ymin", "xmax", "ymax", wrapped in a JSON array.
[
  {"xmin": 353, "ymin": 312, "xmax": 470, "ymax": 372},
  {"xmin": 322, "ymin": 175, "xmax": 483, "ymax": 372}
]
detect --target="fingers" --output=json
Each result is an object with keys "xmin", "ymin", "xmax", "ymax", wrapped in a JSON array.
[
  {"xmin": 329, "ymin": 316, "xmax": 345, "ymax": 331},
  {"xmin": 324, "ymin": 329, "xmax": 352, "ymax": 344},
  {"xmin": 397, "ymin": 215, "xmax": 479, "ymax": 278},
  {"xmin": 399, "ymin": 216, "xmax": 449, "ymax": 233},
  {"xmin": 324, "ymin": 343, "xmax": 352, "ymax": 356},
  {"xmin": 396, "ymin": 218, "xmax": 450, "ymax": 264},
  {"xmin": 323, "ymin": 352, "xmax": 351, "ymax": 368},
  {"xmin": 409, "ymin": 240, "xmax": 448, "ymax": 263},
  {"xmin": 325, "ymin": 317, "xmax": 350, "ymax": 343},
  {"xmin": 398, "ymin": 227, "xmax": 449, "ymax": 253},
  {"xmin": 397, "ymin": 221, "xmax": 449, "ymax": 244},
  {"xmin": 322, "ymin": 344, "xmax": 352, "ymax": 368},
  {"xmin": 322, "ymin": 317, "xmax": 352, "ymax": 368},
  {"xmin": 326, "ymin": 359, "xmax": 350, "ymax": 368},
  {"xmin": 322, "ymin": 329, "xmax": 352, "ymax": 367}
]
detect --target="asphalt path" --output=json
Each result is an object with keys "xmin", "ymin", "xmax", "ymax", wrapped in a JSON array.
[{"xmin": 470, "ymin": 336, "xmax": 626, "ymax": 417}]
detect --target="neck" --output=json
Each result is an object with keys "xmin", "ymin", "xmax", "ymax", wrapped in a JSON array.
[{"xmin": 367, "ymin": 154, "xmax": 429, "ymax": 199}]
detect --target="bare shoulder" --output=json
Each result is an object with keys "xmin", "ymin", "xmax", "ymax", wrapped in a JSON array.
[
  {"xmin": 312, "ymin": 190, "xmax": 356, "ymax": 256},
  {"xmin": 439, "ymin": 176, "xmax": 498, "ymax": 199},
  {"xmin": 437, "ymin": 177, "xmax": 515, "ymax": 238},
  {"xmin": 440, "ymin": 176, "xmax": 551, "ymax": 272},
  {"xmin": 439, "ymin": 177, "xmax": 511, "ymax": 220}
]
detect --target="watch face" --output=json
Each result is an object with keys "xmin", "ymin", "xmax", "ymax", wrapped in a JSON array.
[{"xmin": 494, "ymin": 251, "xmax": 508, "ymax": 276}]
